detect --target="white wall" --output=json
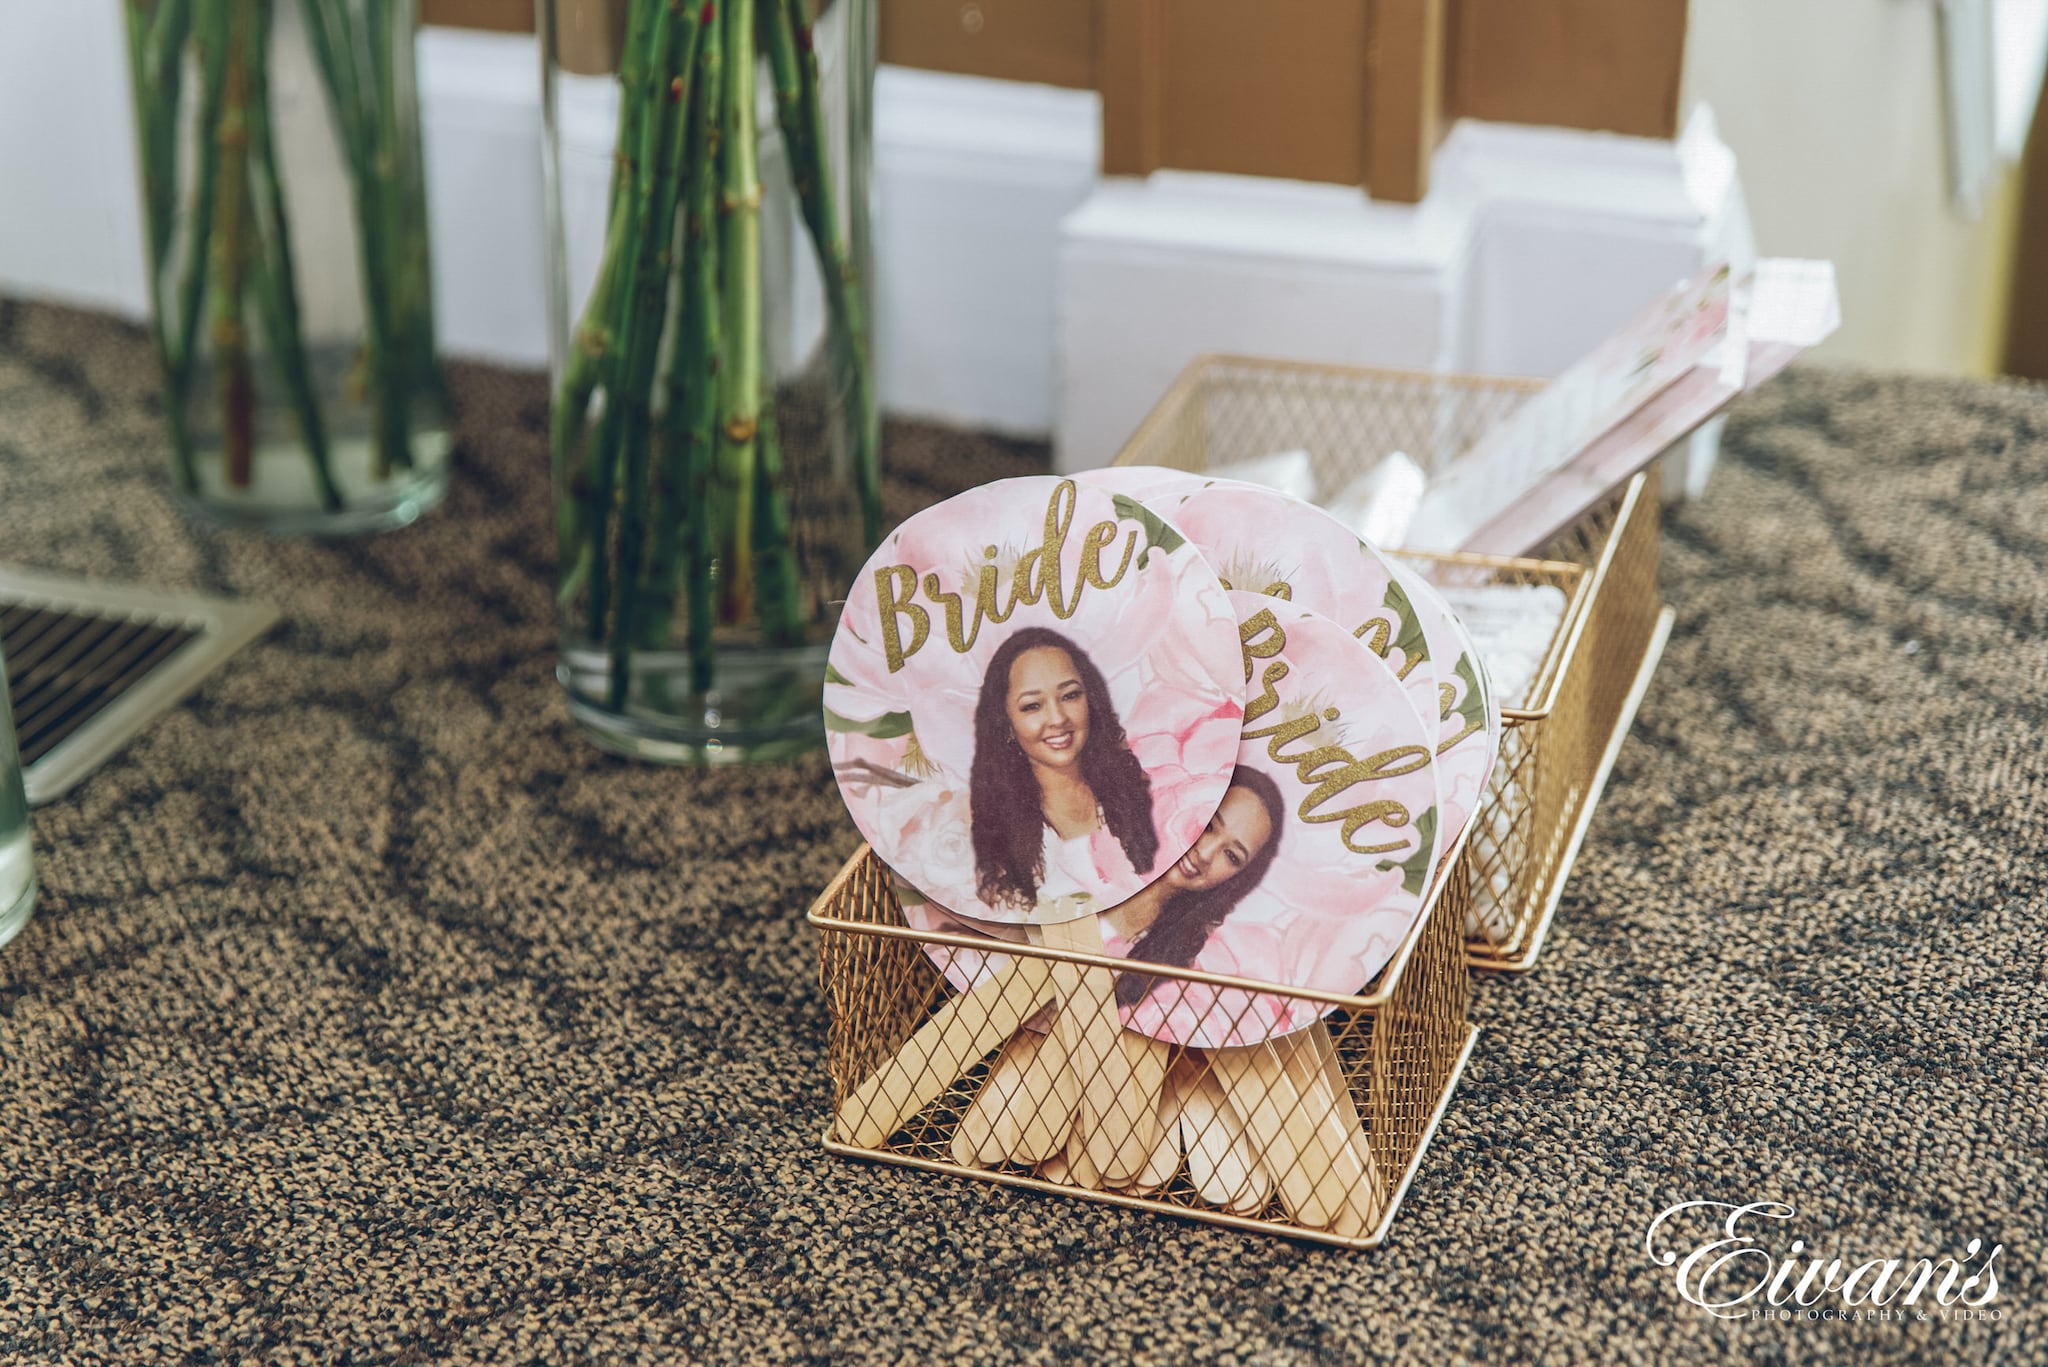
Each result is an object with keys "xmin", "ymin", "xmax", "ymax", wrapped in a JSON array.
[
  {"xmin": 0, "ymin": 3, "xmax": 150, "ymax": 316},
  {"xmin": 0, "ymin": 21, "xmax": 1094, "ymax": 428},
  {"xmin": 1683, "ymin": 0, "xmax": 2022, "ymax": 374},
  {"xmin": 874, "ymin": 69, "xmax": 1099, "ymax": 435},
  {"xmin": 6, "ymin": 6, "xmax": 2032, "ymax": 434}
]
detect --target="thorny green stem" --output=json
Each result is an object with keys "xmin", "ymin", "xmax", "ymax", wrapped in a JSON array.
[
  {"xmin": 608, "ymin": 2, "xmax": 708, "ymax": 709},
  {"xmin": 548, "ymin": 0, "xmax": 873, "ymax": 712},
  {"xmin": 763, "ymin": 0, "xmax": 879, "ymax": 545},
  {"xmin": 126, "ymin": 0, "xmax": 199, "ymax": 492},
  {"xmin": 641, "ymin": 0, "xmax": 724, "ymax": 677},
  {"xmin": 581, "ymin": 0, "xmax": 690, "ymax": 647},
  {"xmin": 246, "ymin": 0, "xmax": 345, "ymax": 511},
  {"xmin": 128, "ymin": 0, "xmax": 437, "ymax": 507},
  {"xmin": 207, "ymin": 0, "xmax": 258, "ymax": 489},
  {"xmin": 714, "ymin": 0, "xmax": 762, "ymax": 626}
]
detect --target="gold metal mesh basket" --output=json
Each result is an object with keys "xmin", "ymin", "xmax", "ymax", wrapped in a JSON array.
[
  {"xmin": 1108, "ymin": 355, "xmax": 1674, "ymax": 971},
  {"xmin": 808, "ymin": 355, "xmax": 1674, "ymax": 1245},
  {"xmin": 810, "ymin": 833, "xmax": 1478, "ymax": 1248}
]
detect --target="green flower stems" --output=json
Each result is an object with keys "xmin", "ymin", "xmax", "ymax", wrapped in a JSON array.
[
  {"xmin": 550, "ymin": 205, "xmax": 625, "ymax": 603},
  {"xmin": 748, "ymin": 399, "xmax": 805, "ymax": 645},
  {"xmin": 245, "ymin": 0, "xmax": 344, "ymax": 509},
  {"xmin": 576, "ymin": 0, "xmax": 698, "ymax": 651},
  {"xmin": 555, "ymin": 0, "xmax": 867, "ymax": 709},
  {"xmin": 659, "ymin": 0, "xmax": 727, "ymax": 692},
  {"xmin": 549, "ymin": 0, "xmax": 656, "ymax": 587},
  {"xmin": 206, "ymin": 0, "xmax": 259, "ymax": 488},
  {"xmin": 715, "ymin": 0, "xmax": 764, "ymax": 631},
  {"xmin": 324, "ymin": 0, "xmax": 418, "ymax": 480},
  {"xmin": 383, "ymin": 11, "xmax": 439, "ymax": 389},
  {"xmin": 127, "ymin": 0, "xmax": 435, "ymax": 504},
  {"xmin": 604, "ymin": 0, "xmax": 708, "ymax": 708},
  {"xmin": 762, "ymin": 0, "xmax": 879, "ymax": 546},
  {"xmin": 124, "ymin": 0, "xmax": 198, "ymax": 492}
]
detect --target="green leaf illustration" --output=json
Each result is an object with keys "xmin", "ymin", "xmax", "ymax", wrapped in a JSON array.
[
  {"xmin": 1384, "ymin": 578, "xmax": 1430, "ymax": 672},
  {"xmin": 1453, "ymin": 653, "xmax": 1488, "ymax": 732},
  {"xmin": 823, "ymin": 706, "xmax": 915, "ymax": 739},
  {"xmin": 1113, "ymin": 492, "xmax": 1186, "ymax": 566},
  {"xmin": 824, "ymin": 661, "xmax": 852, "ymax": 686},
  {"xmin": 1378, "ymin": 806, "xmax": 1440, "ymax": 898}
]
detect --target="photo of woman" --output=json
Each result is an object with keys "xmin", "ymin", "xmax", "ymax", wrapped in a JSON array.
[
  {"xmin": 970, "ymin": 628, "xmax": 1160, "ymax": 915},
  {"xmin": 1106, "ymin": 768, "xmax": 1285, "ymax": 1009},
  {"xmin": 825, "ymin": 475, "xmax": 1247, "ymax": 926},
  {"xmin": 1104, "ymin": 592, "xmax": 1445, "ymax": 1050}
]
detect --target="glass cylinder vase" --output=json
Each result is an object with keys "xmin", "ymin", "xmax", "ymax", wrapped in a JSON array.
[
  {"xmin": 541, "ymin": 0, "xmax": 879, "ymax": 762},
  {"xmin": 0, "ymin": 643, "xmax": 34, "ymax": 952},
  {"xmin": 123, "ymin": 0, "xmax": 450, "ymax": 535}
]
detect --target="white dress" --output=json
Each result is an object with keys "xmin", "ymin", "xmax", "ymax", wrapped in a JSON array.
[{"xmin": 1030, "ymin": 808, "xmax": 1132, "ymax": 923}]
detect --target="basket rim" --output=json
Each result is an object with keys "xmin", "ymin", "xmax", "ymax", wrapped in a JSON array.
[
  {"xmin": 807, "ymin": 805, "xmax": 1478, "ymax": 1015},
  {"xmin": 1151, "ymin": 352, "xmax": 1553, "ymax": 399},
  {"xmin": 1112, "ymin": 353, "xmax": 1549, "ymax": 488},
  {"xmin": 1460, "ymin": 469, "xmax": 1663, "ymax": 966}
]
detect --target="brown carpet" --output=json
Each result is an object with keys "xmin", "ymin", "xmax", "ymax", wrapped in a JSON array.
[{"xmin": 0, "ymin": 298, "xmax": 2041, "ymax": 1364}]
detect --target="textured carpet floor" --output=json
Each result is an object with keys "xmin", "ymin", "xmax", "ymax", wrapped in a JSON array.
[{"xmin": 0, "ymin": 299, "xmax": 2042, "ymax": 1365}]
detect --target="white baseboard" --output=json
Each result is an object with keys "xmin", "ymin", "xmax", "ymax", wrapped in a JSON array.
[
  {"xmin": 1056, "ymin": 110, "xmax": 1756, "ymax": 471},
  {"xmin": 875, "ymin": 68, "xmax": 1101, "ymax": 436},
  {"xmin": 419, "ymin": 29, "xmax": 551, "ymax": 369}
]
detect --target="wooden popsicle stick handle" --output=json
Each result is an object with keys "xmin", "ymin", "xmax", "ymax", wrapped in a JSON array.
[
  {"xmin": 836, "ymin": 955, "xmax": 1058, "ymax": 1149},
  {"xmin": 953, "ymin": 1028, "xmax": 1043, "ymax": 1169},
  {"xmin": 1038, "ymin": 951, "xmax": 1103, "ymax": 1186},
  {"xmin": 1305, "ymin": 1023, "xmax": 1386, "ymax": 1236},
  {"xmin": 1122, "ymin": 1032, "xmax": 1171, "ymax": 1161},
  {"xmin": 1047, "ymin": 1036, "xmax": 1169, "ymax": 1194},
  {"xmin": 1060, "ymin": 1118, "xmax": 1107, "ymax": 1189},
  {"xmin": 1005, "ymin": 1013, "xmax": 1079, "ymax": 1164},
  {"xmin": 1033, "ymin": 917, "xmax": 1148, "ymax": 1183},
  {"xmin": 1177, "ymin": 1064, "xmax": 1272, "ymax": 1213},
  {"xmin": 1208, "ymin": 1029, "xmax": 1358, "ymax": 1229},
  {"xmin": 1123, "ymin": 1052, "xmax": 1188, "ymax": 1195}
]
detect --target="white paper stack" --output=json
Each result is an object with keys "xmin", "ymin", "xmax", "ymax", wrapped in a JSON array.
[
  {"xmin": 1435, "ymin": 583, "xmax": 1570, "ymax": 944},
  {"xmin": 1207, "ymin": 449, "xmax": 1317, "ymax": 502},
  {"xmin": 1324, "ymin": 452, "xmax": 1428, "ymax": 548}
]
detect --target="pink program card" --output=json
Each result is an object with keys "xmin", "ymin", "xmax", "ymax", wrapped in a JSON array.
[
  {"xmin": 1405, "ymin": 265, "xmax": 1735, "ymax": 553},
  {"xmin": 1414, "ymin": 259, "xmax": 1840, "ymax": 557},
  {"xmin": 1453, "ymin": 260, "xmax": 1841, "ymax": 556}
]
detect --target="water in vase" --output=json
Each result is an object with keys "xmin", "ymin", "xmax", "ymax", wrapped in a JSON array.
[{"xmin": 0, "ymin": 756, "xmax": 31, "ymax": 950}]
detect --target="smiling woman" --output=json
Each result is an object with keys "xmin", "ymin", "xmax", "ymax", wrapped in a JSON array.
[
  {"xmin": 825, "ymin": 474, "xmax": 1246, "ymax": 927},
  {"xmin": 969, "ymin": 627, "xmax": 1158, "ymax": 914},
  {"xmin": 1106, "ymin": 768, "xmax": 1285, "ymax": 1008}
]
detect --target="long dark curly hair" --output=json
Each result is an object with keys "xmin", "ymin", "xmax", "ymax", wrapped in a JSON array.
[
  {"xmin": 970, "ymin": 627, "xmax": 1158, "ymax": 913},
  {"xmin": 1114, "ymin": 767, "xmax": 1286, "ymax": 1008}
]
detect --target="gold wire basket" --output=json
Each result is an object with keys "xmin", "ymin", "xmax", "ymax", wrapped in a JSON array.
[
  {"xmin": 1109, "ymin": 355, "xmax": 1675, "ymax": 971},
  {"xmin": 808, "ymin": 356, "xmax": 1674, "ymax": 1246},
  {"xmin": 809, "ymin": 825, "xmax": 1478, "ymax": 1249}
]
